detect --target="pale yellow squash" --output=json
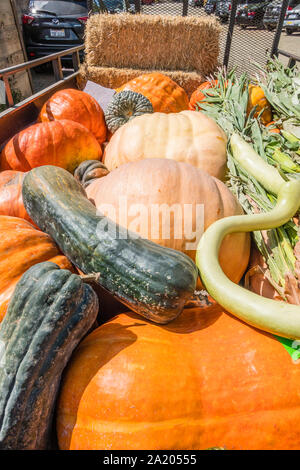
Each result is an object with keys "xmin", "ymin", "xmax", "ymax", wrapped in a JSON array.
[
  {"xmin": 103, "ymin": 111, "xmax": 228, "ymax": 181},
  {"xmin": 87, "ymin": 158, "xmax": 250, "ymax": 286}
]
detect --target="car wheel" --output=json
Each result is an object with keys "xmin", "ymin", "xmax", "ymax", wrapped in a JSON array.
[
  {"xmin": 266, "ymin": 25, "xmax": 274, "ymax": 31},
  {"xmin": 286, "ymin": 28, "xmax": 293, "ymax": 35},
  {"xmin": 240, "ymin": 25, "xmax": 247, "ymax": 30}
]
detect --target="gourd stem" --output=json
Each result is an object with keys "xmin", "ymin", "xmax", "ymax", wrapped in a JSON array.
[
  {"xmin": 80, "ymin": 273, "xmax": 101, "ymax": 283},
  {"xmin": 196, "ymin": 134, "xmax": 300, "ymax": 339}
]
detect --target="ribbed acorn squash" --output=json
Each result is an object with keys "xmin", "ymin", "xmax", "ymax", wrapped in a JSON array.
[{"xmin": 0, "ymin": 262, "xmax": 98, "ymax": 450}]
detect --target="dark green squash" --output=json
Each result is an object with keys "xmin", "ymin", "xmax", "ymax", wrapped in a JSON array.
[
  {"xmin": 22, "ymin": 166, "xmax": 198, "ymax": 324},
  {"xmin": 74, "ymin": 160, "xmax": 109, "ymax": 189},
  {"xmin": 105, "ymin": 90, "xmax": 153, "ymax": 133},
  {"xmin": 0, "ymin": 262, "xmax": 98, "ymax": 450}
]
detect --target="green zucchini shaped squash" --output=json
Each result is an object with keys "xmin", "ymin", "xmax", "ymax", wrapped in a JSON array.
[
  {"xmin": 105, "ymin": 90, "xmax": 153, "ymax": 133},
  {"xmin": 74, "ymin": 160, "xmax": 109, "ymax": 189},
  {"xmin": 0, "ymin": 262, "xmax": 98, "ymax": 450},
  {"xmin": 22, "ymin": 166, "xmax": 198, "ymax": 324}
]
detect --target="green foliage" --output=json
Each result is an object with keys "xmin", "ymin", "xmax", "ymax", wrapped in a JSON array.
[
  {"xmin": 197, "ymin": 67, "xmax": 300, "ymax": 299},
  {"xmin": 255, "ymin": 57, "xmax": 300, "ymax": 122}
]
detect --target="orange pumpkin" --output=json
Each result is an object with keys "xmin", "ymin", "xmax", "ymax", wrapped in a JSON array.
[
  {"xmin": 57, "ymin": 305, "xmax": 300, "ymax": 450},
  {"xmin": 115, "ymin": 73, "xmax": 189, "ymax": 113},
  {"xmin": 189, "ymin": 79, "xmax": 219, "ymax": 110},
  {"xmin": 39, "ymin": 89, "xmax": 107, "ymax": 145},
  {"xmin": 86, "ymin": 158, "xmax": 250, "ymax": 285},
  {"xmin": 0, "ymin": 170, "xmax": 34, "ymax": 224},
  {"xmin": 0, "ymin": 120, "xmax": 102, "ymax": 173},
  {"xmin": 103, "ymin": 111, "xmax": 228, "ymax": 180},
  {"xmin": 0, "ymin": 215, "xmax": 74, "ymax": 322}
]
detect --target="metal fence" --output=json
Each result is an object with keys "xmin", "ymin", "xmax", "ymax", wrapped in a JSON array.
[
  {"xmin": 132, "ymin": 0, "xmax": 291, "ymax": 74},
  {"xmin": 91, "ymin": 0, "xmax": 296, "ymax": 75}
]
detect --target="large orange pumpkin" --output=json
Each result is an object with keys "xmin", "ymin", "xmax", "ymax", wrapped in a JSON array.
[
  {"xmin": 103, "ymin": 111, "xmax": 227, "ymax": 180},
  {"xmin": 0, "ymin": 120, "xmax": 102, "ymax": 173},
  {"xmin": 86, "ymin": 158, "xmax": 250, "ymax": 285},
  {"xmin": 115, "ymin": 73, "xmax": 189, "ymax": 113},
  {"xmin": 39, "ymin": 89, "xmax": 107, "ymax": 145},
  {"xmin": 0, "ymin": 170, "xmax": 34, "ymax": 224},
  {"xmin": 0, "ymin": 215, "xmax": 74, "ymax": 322},
  {"xmin": 57, "ymin": 305, "xmax": 300, "ymax": 450}
]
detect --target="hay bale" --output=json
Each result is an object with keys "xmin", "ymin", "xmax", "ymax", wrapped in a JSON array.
[
  {"xmin": 85, "ymin": 13, "xmax": 220, "ymax": 75},
  {"xmin": 79, "ymin": 64, "xmax": 205, "ymax": 98},
  {"xmin": 82, "ymin": 13, "xmax": 221, "ymax": 96}
]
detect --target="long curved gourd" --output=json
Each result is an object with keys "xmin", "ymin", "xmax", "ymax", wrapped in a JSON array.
[
  {"xmin": 22, "ymin": 166, "xmax": 198, "ymax": 324},
  {"xmin": 196, "ymin": 133, "xmax": 300, "ymax": 340},
  {"xmin": 0, "ymin": 262, "xmax": 98, "ymax": 450}
]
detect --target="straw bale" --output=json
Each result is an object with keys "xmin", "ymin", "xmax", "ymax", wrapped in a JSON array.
[
  {"xmin": 85, "ymin": 13, "xmax": 221, "ymax": 77},
  {"xmin": 78, "ymin": 64, "xmax": 205, "ymax": 97}
]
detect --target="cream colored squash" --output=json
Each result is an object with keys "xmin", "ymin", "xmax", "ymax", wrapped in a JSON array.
[
  {"xmin": 87, "ymin": 158, "xmax": 250, "ymax": 285},
  {"xmin": 103, "ymin": 111, "xmax": 228, "ymax": 181}
]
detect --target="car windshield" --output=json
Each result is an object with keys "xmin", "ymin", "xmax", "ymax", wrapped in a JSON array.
[
  {"xmin": 102, "ymin": 0, "xmax": 124, "ymax": 8},
  {"xmin": 269, "ymin": 0, "xmax": 299, "ymax": 5},
  {"xmin": 29, "ymin": 1, "xmax": 88, "ymax": 15}
]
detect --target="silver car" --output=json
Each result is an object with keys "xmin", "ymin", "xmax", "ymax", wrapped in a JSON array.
[
  {"xmin": 264, "ymin": 0, "xmax": 299, "ymax": 31},
  {"xmin": 284, "ymin": 3, "xmax": 300, "ymax": 34}
]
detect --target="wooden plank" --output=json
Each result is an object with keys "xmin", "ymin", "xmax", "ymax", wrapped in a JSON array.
[{"xmin": 0, "ymin": 0, "xmax": 32, "ymax": 103}]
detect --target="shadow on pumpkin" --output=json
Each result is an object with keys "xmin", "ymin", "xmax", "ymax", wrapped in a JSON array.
[
  {"xmin": 55, "ymin": 321, "xmax": 140, "ymax": 450},
  {"xmin": 161, "ymin": 303, "xmax": 223, "ymax": 335},
  {"xmin": 80, "ymin": 280, "xmax": 129, "ymax": 325}
]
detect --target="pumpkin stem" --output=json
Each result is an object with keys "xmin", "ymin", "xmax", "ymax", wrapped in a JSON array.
[
  {"xmin": 80, "ymin": 273, "xmax": 101, "ymax": 283},
  {"xmin": 185, "ymin": 290, "xmax": 214, "ymax": 308}
]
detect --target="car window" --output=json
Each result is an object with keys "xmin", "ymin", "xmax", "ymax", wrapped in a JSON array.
[
  {"xmin": 289, "ymin": 0, "xmax": 300, "ymax": 8},
  {"xmin": 29, "ymin": 1, "xmax": 88, "ymax": 15}
]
